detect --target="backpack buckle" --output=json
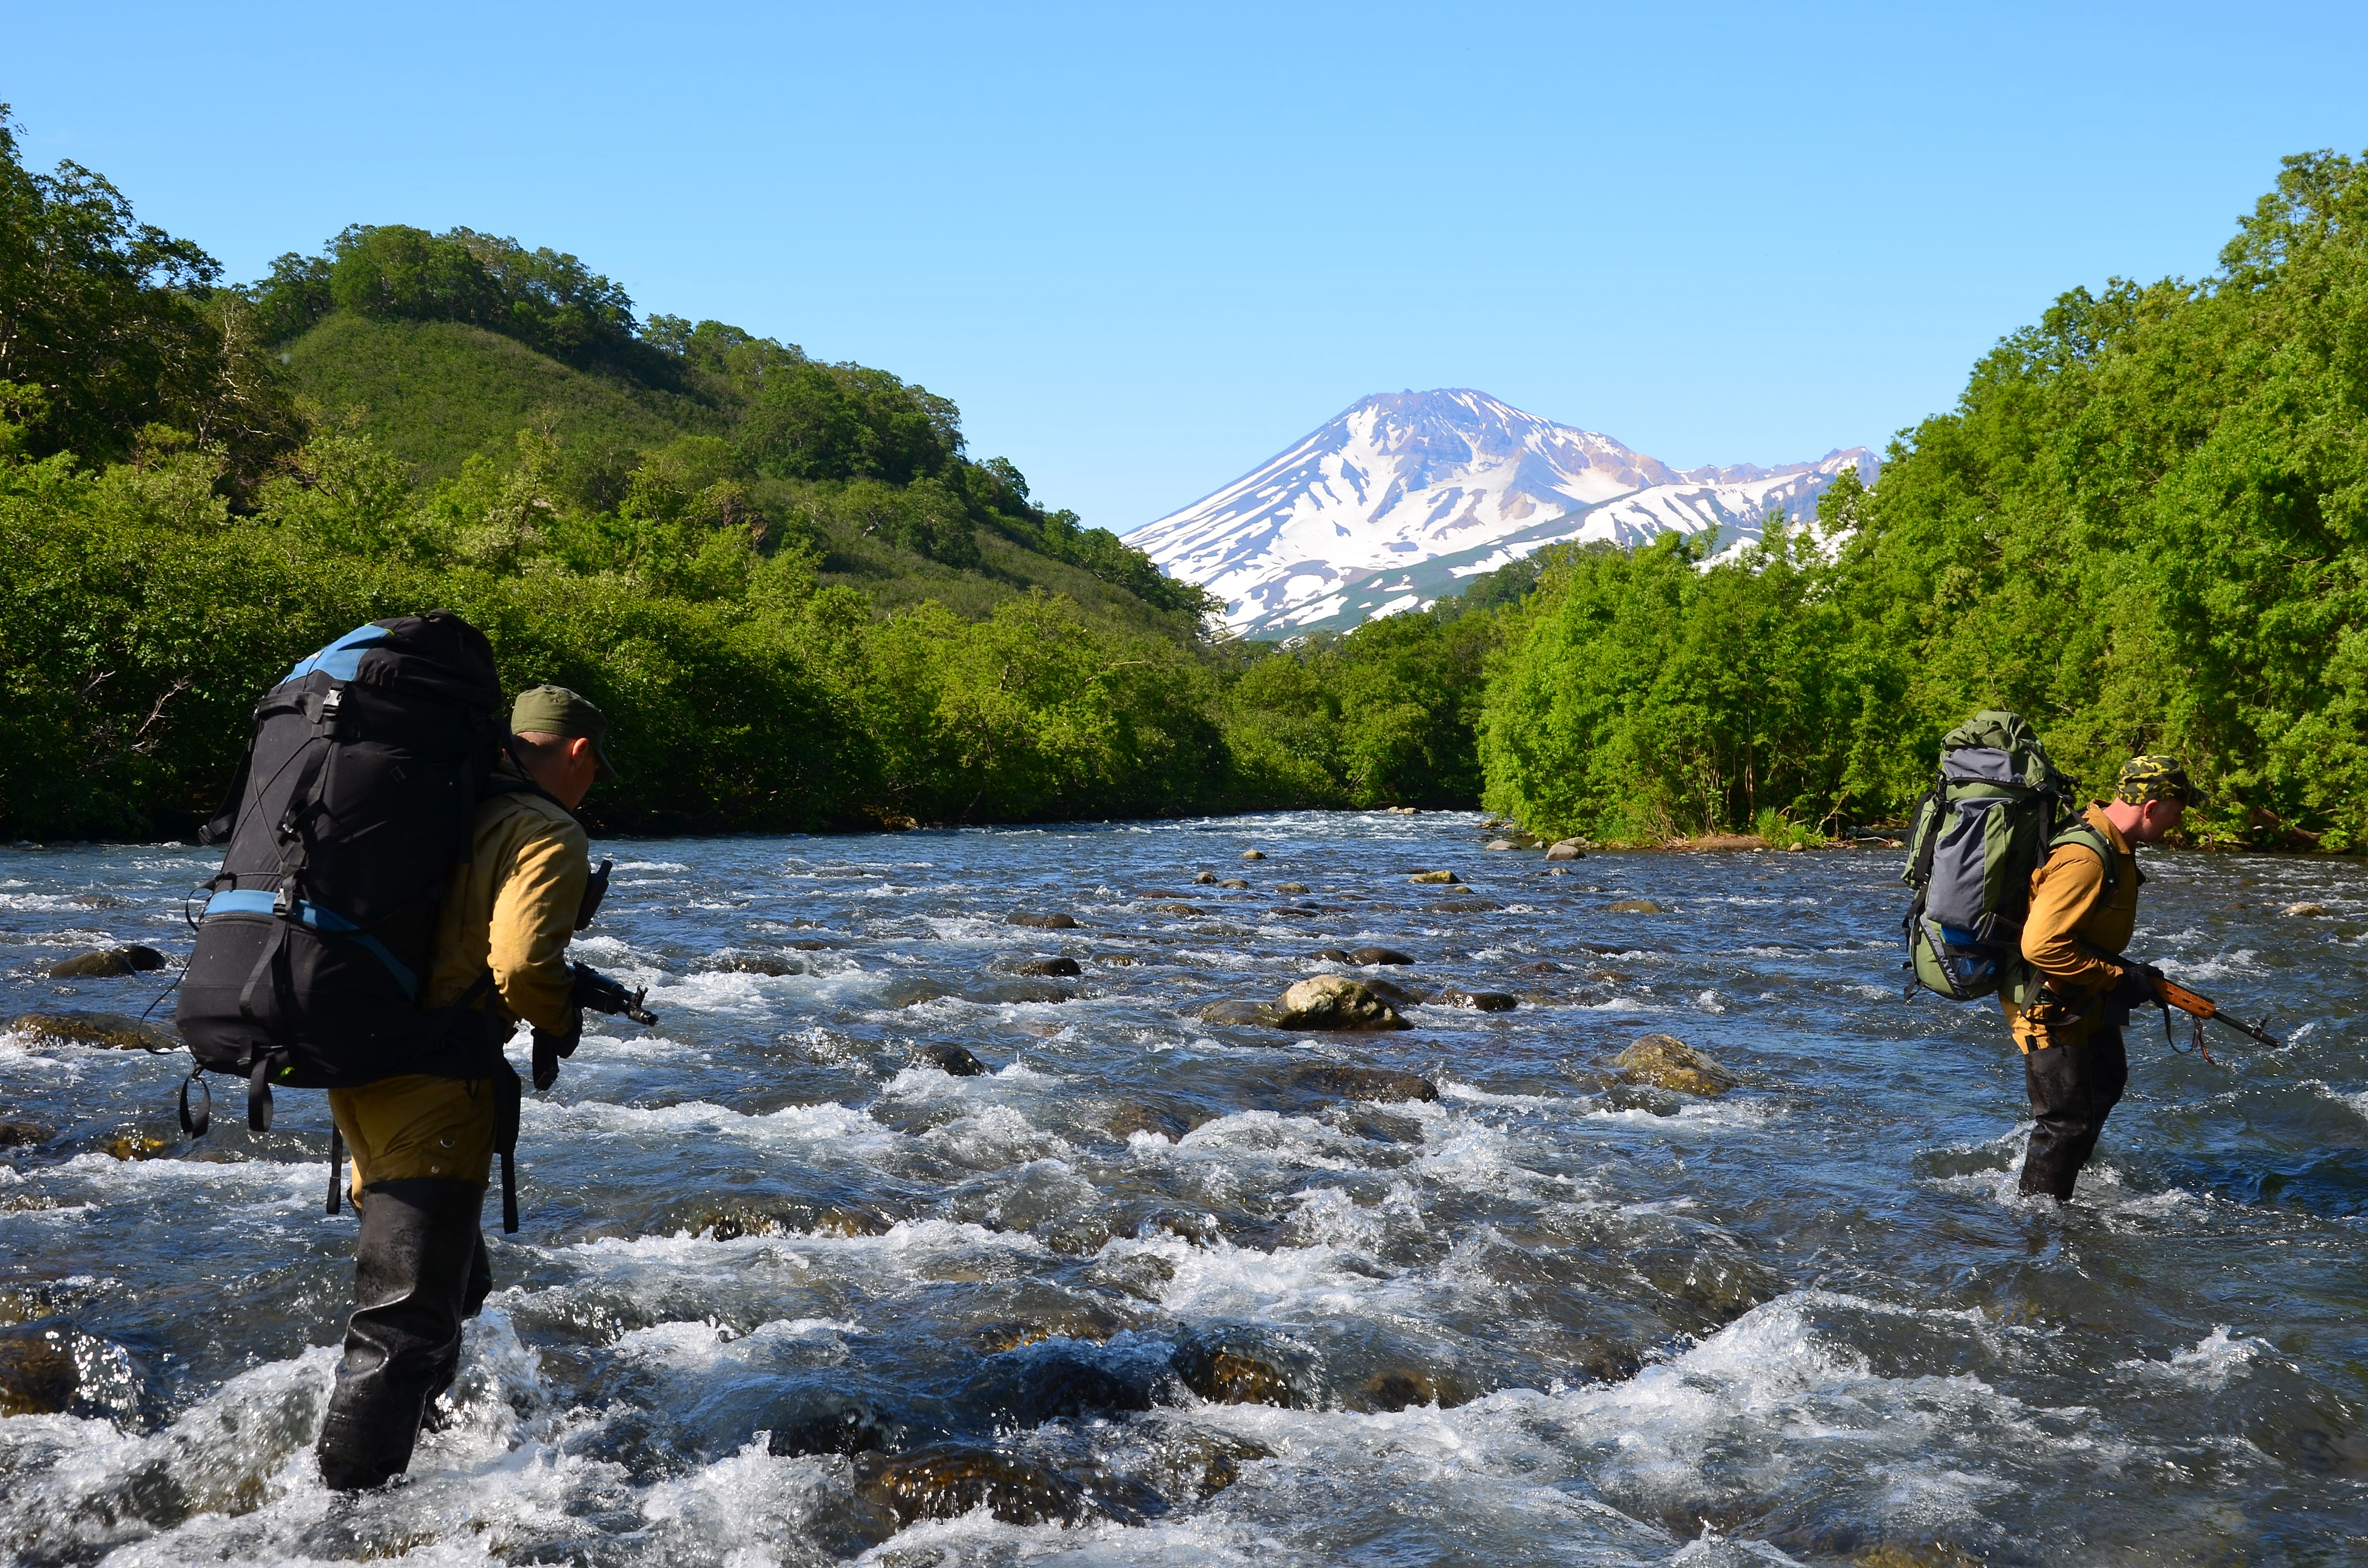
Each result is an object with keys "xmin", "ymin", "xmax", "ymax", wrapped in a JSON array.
[{"xmin": 272, "ymin": 883, "xmax": 294, "ymax": 918}]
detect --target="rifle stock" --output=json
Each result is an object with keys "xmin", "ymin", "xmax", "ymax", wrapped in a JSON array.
[{"xmin": 2148, "ymin": 974, "xmax": 2281, "ymax": 1050}]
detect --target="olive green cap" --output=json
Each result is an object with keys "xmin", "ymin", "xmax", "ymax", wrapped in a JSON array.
[
  {"xmin": 511, "ymin": 684, "xmax": 619, "ymax": 782},
  {"xmin": 2114, "ymin": 754, "xmax": 2197, "ymax": 807}
]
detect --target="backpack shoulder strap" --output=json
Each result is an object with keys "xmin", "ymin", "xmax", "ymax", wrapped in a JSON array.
[{"xmin": 2047, "ymin": 819, "xmax": 2121, "ymax": 898}]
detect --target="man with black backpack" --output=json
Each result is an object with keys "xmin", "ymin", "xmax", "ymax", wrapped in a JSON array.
[
  {"xmin": 2003, "ymin": 755, "xmax": 2195, "ymax": 1201},
  {"xmin": 308, "ymin": 682, "xmax": 621, "ymax": 1489}
]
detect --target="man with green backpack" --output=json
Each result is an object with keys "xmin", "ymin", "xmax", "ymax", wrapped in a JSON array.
[{"xmin": 1901, "ymin": 714, "xmax": 2197, "ymax": 1202}]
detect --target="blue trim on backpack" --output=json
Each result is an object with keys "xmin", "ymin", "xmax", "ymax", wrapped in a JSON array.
[
  {"xmin": 283, "ymin": 623, "xmax": 390, "ymax": 685},
  {"xmin": 202, "ymin": 890, "xmax": 419, "ymax": 1000}
]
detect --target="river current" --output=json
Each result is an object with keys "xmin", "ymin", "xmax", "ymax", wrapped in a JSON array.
[{"xmin": 2, "ymin": 811, "xmax": 2364, "ymax": 1566}]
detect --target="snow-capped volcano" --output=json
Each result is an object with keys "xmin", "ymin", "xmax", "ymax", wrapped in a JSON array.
[{"xmin": 1127, "ymin": 389, "xmax": 1876, "ymax": 637}]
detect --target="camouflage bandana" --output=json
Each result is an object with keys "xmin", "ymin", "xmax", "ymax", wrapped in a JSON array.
[{"xmin": 2114, "ymin": 754, "xmax": 2198, "ymax": 807}]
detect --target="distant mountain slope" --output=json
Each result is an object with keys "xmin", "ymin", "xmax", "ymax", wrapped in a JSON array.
[{"xmin": 1128, "ymin": 389, "xmax": 1876, "ymax": 637}]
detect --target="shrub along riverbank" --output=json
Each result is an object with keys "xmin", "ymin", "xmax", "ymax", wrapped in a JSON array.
[{"xmin": 5, "ymin": 110, "xmax": 2366, "ymax": 850}]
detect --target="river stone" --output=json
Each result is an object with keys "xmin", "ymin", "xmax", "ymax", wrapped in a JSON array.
[
  {"xmin": 1309, "ymin": 947, "xmax": 1351, "ymax": 962},
  {"xmin": 708, "ymin": 951, "xmax": 796, "ymax": 976},
  {"xmin": 1006, "ymin": 911, "xmax": 1081, "ymax": 930},
  {"xmin": 1192, "ymin": 871, "xmax": 1218, "ymax": 884},
  {"xmin": 1198, "ymin": 999, "xmax": 1285, "ymax": 1029},
  {"xmin": 916, "ymin": 1041, "xmax": 990, "ymax": 1077},
  {"xmin": 2283, "ymin": 902, "xmax": 2331, "ymax": 917},
  {"xmin": 676, "ymin": 1199, "xmax": 894, "ymax": 1240},
  {"xmin": 1240, "ymin": 849, "xmax": 1266, "ymax": 860},
  {"xmin": 765, "ymin": 1392, "xmax": 901, "ymax": 1458},
  {"xmin": 1429, "ymin": 899, "xmax": 1504, "ymax": 913},
  {"xmin": 1171, "ymin": 1340, "xmax": 1296, "ymax": 1408},
  {"xmin": 1277, "ymin": 975, "xmax": 1410, "ymax": 1031},
  {"xmin": 1348, "ymin": 946, "xmax": 1414, "ymax": 966},
  {"xmin": 1105, "ymin": 1102, "xmax": 1187, "ymax": 1140},
  {"xmin": 1275, "ymin": 882, "xmax": 1308, "ymax": 894},
  {"xmin": 1352, "ymin": 1368, "xmax": 1448, "ymax": 1412},
  {"xmin": 1149, "ymin": 903, "xmax": 1203, "ymax": 916},
  {"xmin": 48, "ymin": 945, "xmax": 168, "ymax": 980},
  {"xmin": 1360, "ymin": 977, "xmax": 1430, "ymax": 1005},
  {"xmin": 1607, "ymin": 899, "xmax": 1668, "ymax": 915},
  {"xmin": 0, "ymin": 1322, "xmax": 76, "ymax": 1416},
  {"xmin": 1408, "ymin": 869, "xmax": 1460, "ymax": 884},
  {"xmin": 1143, "ymin": 1427, "xmax": 1272, "ymax": 1501},
  {"xmin": 1615, "ymin": 1034, "xmax": 1739, "ymax": 1096},
  {"xmin": 986, "ymin": 1346, "xmax": 1156, "ymax": 1425},
  {"xmin": 1544, "ymin": 839, "xmax": 1586, "ymax": 860},
  {"xmin": 1437, "ymin": 988, "xmax": 1517, "ymax": 1012},
  {"xmin": 1016, "ymin": 956, "xmax": 1082, "ymax": 977},
  {"xmin": 1291, "ymin": 1065, "xmax": 1438, "ymax": 1102},
  {"xmin": 1219, "ymin": 878, "xmax": 1250, "ymax": 889},
  {"xmin": 7, "ymin": 1011, "xmax": 177, "ymax": 1051},
  {"xmin": 1484, "ymin": 839, "xmax": 1518, "ymax": 851},
  {"xmin": 0, "ymin": 1120, "xmax": 49, "ymax": 1148},
  {"xmin": 857, "ymin": 1445, "xmax": 1089, "ymax": 1528},
  {"xmin": 104, "ymin": 1133, "xmax": 174, "ymax": 1161}
]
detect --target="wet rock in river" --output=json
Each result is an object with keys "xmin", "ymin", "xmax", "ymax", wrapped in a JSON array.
[
  {"xmin": 673, "ymin": 1198, "xmax": 896, "ymax": 1240},
  {"xmin": 1277, "ymin": 975, "xmax": 1410, "ymax": 1031},
  {"xmin": 1429, "ymin": 898, "xmax": 1504, "ymax": 913},
  {"xmin": 1219, "ymin": 877, "xmax": 1250, "ymax": 889},
  {"xmin": 915, "ymin": 1041, "xmax": 990, "ymax": 1077},
  {"xmin": 1359, "ymin": 976, "xmax": 1430, "ymax": 1005},
  {"xmin": 1198, "ymin": 999, "xmax": 1285, "ymax": 1028},
  {"xmin": 1607, "ymin": 898, "xmax": 1669, "ymax": 914},
  {"xmin": 1614, "ymin": 1033, "xmax": 1739, "ymax": 1096},
  {"xmin": 1408, "ymin": 869, "xmax": 1460, "ymax": 884},
  {"xmin": 1006, "ymin": 911, "xmax": 1082, "ymax": 930},
  {"xmin": 0, "ymin": 1321, "xmax": 76, "ymax": 1416},
  {"xmin": 1104, "ymin": 1102, "xmax": 1188, "ymax": 1140},
  {"xmin": 1309, "ymin": 947, "xmax": 1351, "ymax": 962},
  {"xmin": 48, "ymin": 945, "xmax": 167, "ymax": 980},
  {"xmin": 1436, "ymin": 988, "xmax": 1517, "ymax": 1012},
  {"xmin": 704, "ymin": 950, "xmax": 798, "ymax": 976},
  {"xmin": 1148, "ymin": 903, "xmax": 1203, "ymax": 917},
  {"xmin": 978, "ymin": 1345, "xmax": 1156, "ymax": 1425},
  {"xmin": 1485, "ymin": 839, "xmax": 1519, "ymax": 851},
  {"xmin": 765, "ymin": 1391, "xmax": 904, "ymax": 1457},
  {"xmin": 1544, "ymin": 838, "xmax": 1587, "ymax": 860},
  {"xmin": 6, "ymin": 1011, "xmax": 177, "ymax": 1051},
  {"xmin": 1142, "ymin": 1426, "xmax": 1272, "ymax": 1501},
  {"xmin": 966, "ymin": 1298, "xmax": 1141, "ymax": 1352},
  {"xmin": 2283, "ymin": 902, "xmax": 2331, "ymax": 917},
  {"xmin": 0, "ymin": 1120, "xmax": 49, "ymax": 1148},
  {"xmin": 1240, "ymin": 849, "xmax": 1266, "ymax": 860},
  {"xmin": 1291, "ymin": 1065, "xmax": 1438, "ymax": 1103},
  {"xmin": 1275, "ymin": 882, "xmax": 1307, "ymax": 894},
  {"xmin": 1349, "ymin": 1368, "xmax": 1455, "ymax": 1412},
  {"xmin": 103, "ymin": 1133, "xmax": 174, "ymax": 1162},
  {"xmin": 1348, "ymin": 945, "xmax": 1414, "ymax": 966},
  {"xmin": 1192, "ymin": 870, "xmax": 1218, "ymax": 884},
  {"xmin": 1171, "ymin": 1336, "xmax": 1298, "ymax": 1408},
  {"xmin": 856, "ymin": 1445, "xmax": 1090, "ymax": 1528},
  {"xmin": 1015, "ymin": 956, "xmax": 1081, "ymax": 977}
]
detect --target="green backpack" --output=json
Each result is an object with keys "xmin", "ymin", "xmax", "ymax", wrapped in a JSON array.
[{"xmin": 1899, "ymin": 710, "xmax": 2080, "ymax": 1002}]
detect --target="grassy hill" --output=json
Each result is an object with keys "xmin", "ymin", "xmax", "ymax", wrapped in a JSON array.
[
  {"xmin": 283, "ymin": 314, "xmax": 724, "ymax": 480},
  {"xmin": 280, "ymin": 309, "xmax": 1202, "ymax": 639}
]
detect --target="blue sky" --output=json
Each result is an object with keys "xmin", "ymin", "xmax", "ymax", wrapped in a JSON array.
[{"xmin": 11, "ymin": 2, "xmax": 2367, "ymax": 531}]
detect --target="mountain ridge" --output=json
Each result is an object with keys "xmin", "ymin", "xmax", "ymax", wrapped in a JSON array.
[{"xmin": 1128, "ymin": 389, "xmax": 1875, "ymax": 637}]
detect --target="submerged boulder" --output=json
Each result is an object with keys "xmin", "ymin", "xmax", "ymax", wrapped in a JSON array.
[
  {"xmin": 0, "ymin": 1322, "xmax": 76, "ymax": 1416},
  {"xmin": 1290, "ymin": 1065, "xmax": 1437, "ymax": 1103},
  {"xmin": 48, "ymin": 945, "xmax": 167, "ymax": 980},
  {"xmin": 915, "ymin": 1041, "xmax": 990, "ymax": 1077},
  {"xmin": 1198, "ymin": 999, "xmax": 1285, "ymax": 1029},
  {"xmin": 1544, "ymin": 839, "xmax": 1587, "ymax": 860},
  {"xmin": 1240, "ymin": 849, "xmax": 1266, "ymax": 861},
  {"xmin": 1347, "ymin": 946, "xmax": 1414, "ymax": 966},
  {"xmin": 765, "ymin": 1391, "xmax": 903, "ymax": 1458},
  {"xmin": 1614, "ymin": 1034, "xmax": 1739, "ymax": 1096},
  {"xmin": 1436, "ymin": 988, "xmax": 1517, "ymax": 1012},
  {"xmin": 0, "ymin": 1120, "xmax": 49, "ymax": 1148},
  {"xmin": 1275, "ymin": 882, "xmax": 1308, "ymax": 894},
  {"xmin": 1170, "ymin": 1336, "xmax": 1297, "ymax": 1408},
  {"xmin": 856, "ymin": 1445, "xmax": 1089, "ymax": 1528},
  {"xmin": 1015, "ymin": 956, "xmax": 1082, "ymax": 977},
  {"xmin": 2283, "ymin": 902, "xmax": 2331, "ymax": 917},
  {"xmin": 1277, "ymin": 975, "xmax": 1410, "ymax": 1031},
  {"xmin": 7, "ymin": 1011, "xmax": 177, "ymax": 1052},
  {"xmin": 1192, "ymin": 871, "xmax": 1218, "ymax": 885},
  {"xmin": 1408, "ymin": 870, "xmax": 1460, "ymax": 884},
  {"xmin": 1606, "ymin": 898, "xmax": 1668, "ymax": 915},
  {"xmin": 1006, "ymin": 911, "xmax": 1082, "ymax": 930}
]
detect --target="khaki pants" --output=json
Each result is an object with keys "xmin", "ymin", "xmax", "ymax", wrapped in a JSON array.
[{"xmin": 327, "ymin": 1074, "xmax": 496, "ymax": 1204}]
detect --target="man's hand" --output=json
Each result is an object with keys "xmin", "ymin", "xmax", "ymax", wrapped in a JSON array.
[
  {"xmin": 2108, "ymin": 962, "xmax": 2163, "ymax": 1011},
  {"xmin": 531, "ymin": 1014, "xmax": 582, "ymax": 1091}
]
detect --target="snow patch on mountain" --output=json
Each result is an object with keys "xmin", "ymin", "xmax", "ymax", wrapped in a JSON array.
[{"xmin": 1126, "ymin": 389, "xmax": 1875, "ymax": 637}]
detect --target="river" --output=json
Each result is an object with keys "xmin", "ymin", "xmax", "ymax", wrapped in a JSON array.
[{"xmin": 2, "ymin": 811, "xmax": 2364, "ymax": 1566}]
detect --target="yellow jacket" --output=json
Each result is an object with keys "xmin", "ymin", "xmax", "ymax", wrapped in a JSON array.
[
  {"xmin": 422, "ymin": 763, "xmax": 588, "ymax": 1035},
  {"xmin": 2002, "ymin": 802, "xmax": 2140, "ymax": 1052}
]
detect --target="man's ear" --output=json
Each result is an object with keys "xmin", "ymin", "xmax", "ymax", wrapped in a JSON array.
[{"xmin": 568, "ymin": 735, "xmax": 594, "ymax": 770}]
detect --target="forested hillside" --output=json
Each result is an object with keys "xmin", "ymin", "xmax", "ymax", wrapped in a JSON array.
[
  {"xmin": 0, "ymin": 109, "xmax": 1495, "ymax": 836},
  {"xmin": 5, "ymin": 103, "xmax": 2364, "ymax": 851},
  {"xmin": 1482, "ymin": 148, "xmax": 2368, "ymax": 853}
]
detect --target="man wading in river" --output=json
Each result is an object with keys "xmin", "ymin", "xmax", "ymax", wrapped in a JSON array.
[
  {"xmin": 2003, "ymin": 756, "xmax": 2197, "ymax": 1201},
  {"xmin": 314, "ymin": 685, "xmax": 619, "ymax": 1489}
]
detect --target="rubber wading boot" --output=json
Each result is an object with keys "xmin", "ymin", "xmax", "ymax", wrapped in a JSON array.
[{"xmin": 316, "ymin": 1177, "xmax": 488, "ymax": 1490}]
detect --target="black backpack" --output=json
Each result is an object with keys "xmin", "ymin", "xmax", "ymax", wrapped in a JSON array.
[
  {"xmin": 176, "ymin": 612, "xmax": 506, "ymax": 1132},
  {"xmin": 1899, "ymin": 710, "xmax": 2079, "ymax": 1001}
]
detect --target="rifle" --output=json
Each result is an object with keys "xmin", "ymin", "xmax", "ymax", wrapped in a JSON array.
[
  {"xmin": 2148, "ymin": 973, "xmax": 2282, "ymax": 1064},
  {"xmin": 531, "ymin": 962, "xmax": 659, "ymax": 1090}
]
